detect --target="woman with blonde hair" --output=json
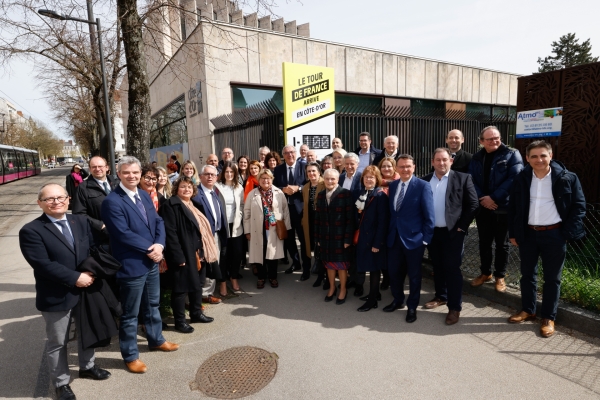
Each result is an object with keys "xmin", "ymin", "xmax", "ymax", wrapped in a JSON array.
[
  {"xmin": 181, "ymin": 160, "xmax": 200, "ymax": 186},
  {"xmin": 331, "ymin": 149, "xmax": 347, "ymax": 174},
  {"xmin": 156, "ymin": 166, "xmax": 172, "ymax": 200}
]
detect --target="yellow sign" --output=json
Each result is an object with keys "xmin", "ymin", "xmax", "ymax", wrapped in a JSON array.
[{"xmin": 283, "ymin": 62, "xmax": 335, "ymax": 131}]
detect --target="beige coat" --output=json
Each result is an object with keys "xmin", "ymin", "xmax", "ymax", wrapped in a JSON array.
[
  {"xmin": 214, "ymin": 182, "xmax": 244, "ymax": 237},
  {"xmin": 301, "ymin": 178, "xmax": 325, "ymax": 258},
  {"xmin": 243, "ymin": 186, "xmax": 291, "ymax": 263}
]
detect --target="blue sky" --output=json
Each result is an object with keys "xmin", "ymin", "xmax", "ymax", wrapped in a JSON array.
[{"xmin": 1, "ymin": 0, "xmax": 598, "ymax": 139}]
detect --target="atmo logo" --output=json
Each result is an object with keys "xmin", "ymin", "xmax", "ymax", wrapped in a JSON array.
[{"xmin": 518, "ymin": 111, "xmax": 541, "ymax": 120}]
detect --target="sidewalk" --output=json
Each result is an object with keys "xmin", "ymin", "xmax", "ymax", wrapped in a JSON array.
[{"xmin": 1, "ymin": 210, "xmax": 600, "ymax": 399}]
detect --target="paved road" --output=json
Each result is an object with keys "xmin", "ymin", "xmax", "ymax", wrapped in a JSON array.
[{"xmin": 1, "ymin": 174, "xmax": 599, "ymax": 399}]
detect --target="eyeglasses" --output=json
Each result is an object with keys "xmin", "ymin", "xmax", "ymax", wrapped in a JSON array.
[
  {"xmin": 260, "ymin": 177, "xmax": 272, "ymax": 181},
  {"xmin": 283, "ymin": 151, "xmax": 296, "ymax": 155},
  {"xmin": 222, "ymin": 151, "xmax": 233, "ymax": 155},
  {"xmin": 202, "ymin": 173, "xmax": 217, "ymax": 177},
  {"xmin": 41, "ymin": 196, "xmax": 68, "ymax": 204},
  {"xmin": 397, "ymin": 165, "xmax": 413, "ymax": 170},
  {"xmin": 143, "ymin": 176, "xmax": 158, "ymax": 182},
  {"xmin": 483, "ymin": 137, "xmax": 501, "ymax": 142}
]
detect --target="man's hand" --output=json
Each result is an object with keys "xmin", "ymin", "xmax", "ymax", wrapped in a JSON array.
[
  {"xmin": 479, "ymin": 196, "xmax": 498, "ymax": 210},
  {"xmin": 75, "ymin": 272, "xmax": 95, "ymax": 287},
  {"xmin": 246, "ymin": 234, "xmax": 251, "ymax": 240},
  {"xmin": 147, "ymin": 244, "xmax": 163, "ymax": 263},
  {"xmin": 282, "ymin": 185, "xmax": 299, "ymax": 196},
  {"xmin": 509, "ymin": 238, "xmax": 518, "ymax": 247},
  {"xmin": 372, "ymin": 247, "xmax": 379, "ymax": 253},
  {"xmin": 344, "ymin": 244, "xmax": 350, "ymax": 248}
]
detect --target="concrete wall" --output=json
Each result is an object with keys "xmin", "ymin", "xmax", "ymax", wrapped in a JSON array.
[{"xmin": 147, "ymin": 20, "xmax": 521, "ymax": 159}]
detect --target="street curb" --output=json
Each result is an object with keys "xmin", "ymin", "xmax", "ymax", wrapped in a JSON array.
[{"xmin": 421, "ymin": 263, "xmax": 600, "ymax": 339}]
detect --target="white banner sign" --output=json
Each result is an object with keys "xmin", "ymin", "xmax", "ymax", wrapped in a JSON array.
[{"xmin": 516, "ymin": 107, "xmax": 562, "ymax": 139}]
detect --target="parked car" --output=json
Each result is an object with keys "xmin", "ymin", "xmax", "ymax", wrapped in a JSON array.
[{"xmin": 47, "ymin": 162, "xmax": 56, "ymax": 168}]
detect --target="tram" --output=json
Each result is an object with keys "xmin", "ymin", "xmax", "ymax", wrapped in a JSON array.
[{"xmin": 0, "ymin": 144, "xmax": 42, "ymax": 184}]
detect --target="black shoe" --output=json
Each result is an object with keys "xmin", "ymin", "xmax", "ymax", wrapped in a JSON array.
[
  {"xmin": 190, "ymin": 314, "xmax": 214, "ymax": 323},
  {"xmin": 284, "ymin": 265, "xmax": 301, "ymax": 274},
  {"xmin": 336, "ymin": 296, "xmax": 346, "ymax": 305},
  {"xmin": 353, "ymin": 285, "xmax": 364, "ymax": 297},
  {"xmin": 162, "ymin": 322, "xmax": 169, "ymax": 330},
  {"xmin": 383, "ymin": 301, "xmax": 405, "ymax": 312},
  {"xmin": 406, "ymin": 309, "xmax": 417, "ymax": 323},
  {"xmin": 312, "ymin": 279, "xmax": 323, "ymax": 287},
  {"xmin": 174, "ymin": 323, "xmax": 195, "ymax": 333},
  {"xmin": 346, "ymin": 280, "xmax": 357, "ymax": 289},
  {"xmin": 357, "ymin": 302, "xmax": 378, "ymax": 312},
  {"xmin": 380, "ymin": 277, "xmax": 390, "ymax": 291},
  {"xmin": 359, "ymin": 293, "xmax": 382, "ymax": 302},
  {"xmin": 281, "ymin": 258, "xmax": 289, "ymax": 264},
  {"xmin": 325, "ymin": 289, "xmax": 337, "ymax": 302},
  {"xmin": 78, "ymin": 364, "xmax": 111, "ymax": 381},
  {"xmin": 323, "ymin": 281, "xmax": 330, "ymax": 291},
  {"xmin": 56, "ymin": 385, "xmax": 76, "ymax": 400},
  {"xmin": 299, "ymin": 274, "xmax": 310, "ymax": 281}
]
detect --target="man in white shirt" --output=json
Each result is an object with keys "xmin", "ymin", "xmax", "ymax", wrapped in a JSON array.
[{"xmin": 508, "ymin": 141, "xmax": 586, "ymax": 338}]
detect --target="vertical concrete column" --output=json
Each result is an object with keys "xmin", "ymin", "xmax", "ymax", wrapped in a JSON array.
[
  {"xmin": 258, "ymin": 15, "xmax": 271, "ymax": 29},
  {"xmin": 231, "ymin": 9, "xmax": 243, "ymax": 24},
  {"xmin": 297, "ymin": 23, "xmax": 310, "ymax": 37},
  {"xmin": 284, "ymin": 20, "xmax": 296, "ymax": 34},
  {"xmin": 272, "ymin": 17, "xmax": 284, "ymax": 32},
  {"xmin": 245, "ymin": 12, "xmax": 258, "ymax": 28}
]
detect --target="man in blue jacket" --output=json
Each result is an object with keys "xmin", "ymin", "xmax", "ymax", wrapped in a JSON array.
[
  {"xmin": 507, "ymin": 140, "xmax": 585, "ymax": 337},
  {"xmin": 102, "ymin": 156, "xmax": 178, "ymax": 374},
  {"xmin": 468, "ymin": 126, "xmax": 523, "ymax": 292}
]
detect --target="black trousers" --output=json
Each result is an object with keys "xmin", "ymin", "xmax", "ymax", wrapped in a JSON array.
[
  {"xmin": 284, "ymin": 205, "xmax": 311, "ymax": 274},
  {"xmin": 475, "ymin": 208, "xmax": 509, "ymax": 278},
  {"xmin": 428, "ymin": 227, "xmax": 466, "ymax": 311},
  {"xmin": 171, "ymin": 290, "xmax": 203, "ymax": 325},
  {"xmin": 219, "ymin": 223, "xmax": 245, "ymax": 282},
  {"xmin": 366, "ymin": 270, "xmax": 381, "ymax": 303}
]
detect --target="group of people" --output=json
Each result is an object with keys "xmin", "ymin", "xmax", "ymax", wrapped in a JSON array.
[{"xmin": 19, "ymin": 126, "xmax": 586, "ymax": 400}]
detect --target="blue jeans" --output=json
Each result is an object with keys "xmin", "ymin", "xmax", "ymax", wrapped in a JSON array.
[
  {"xmin": 117, "ymin": 264, "xmax": 165, "ymax": 362},
  {"xmin": 519, "ymin": 228, "xmax": 566, "ymax": 320}
]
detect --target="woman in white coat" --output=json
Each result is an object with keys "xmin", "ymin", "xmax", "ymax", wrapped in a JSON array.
[
  {"xmin": 215, "ymin": 162, "xmax": 245, "ymax": 296},
  {"xmin": 244, "ymin": 169, "xmax": 291, "ymax": 289}
]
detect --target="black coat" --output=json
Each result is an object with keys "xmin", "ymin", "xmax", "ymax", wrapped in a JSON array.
[
  {"xmin": 355, "ymin": 188, "xmax": 389, "ymax": 272},
  {"xmin": 159, "ymin": 196, "xmax": 206, "ymax": 293},
  {"xmin": 72, "ymin": 176, "xmax": 118, "ymax": 245},
  {"xmin": 450, "ymin": 149, "xmax": 472, "ymax": 174},
  {"xmin": 19, "ymin": 214, "xmax": 95, "ymax": 312}
]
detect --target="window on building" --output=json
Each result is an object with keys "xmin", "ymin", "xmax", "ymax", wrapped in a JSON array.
[
  {"xmin": 150, "ymin": 95, "xmax": 187, "ymax": 149},
  {"xmin": 196, "ymin": 8, "xmax": 202, "ymax": 23},
  {"xmin": 411, "ymin": 99, "xmax": 445, "ymax": 113},
  {"xmin": 121, "ymin": 134, "xmax": 124, "ymax": 139},
  {"xmin": 213, "ymin": 10, "xmax": 218, "ymax": 21},
  {"xmin": 336, "ymin": 94, "xmax": 381, "ymax": 113},
  {"xmin": 121, "ymin": 144, "xmax": 125, "ymax": 149},
  {"xmin": 180, "ymin": 9, "xmax": 187, "ymax": 40},
  {"xmin": 243, "ymin": 16, "xmax": 247, "ymax": 25},
  {"xmin": 232, "ymin": 86, "xmax": 283, "ymax": 111},
  {"xmin": 228, "ymin": 14, "xmax": 232, "ymax": 23}
]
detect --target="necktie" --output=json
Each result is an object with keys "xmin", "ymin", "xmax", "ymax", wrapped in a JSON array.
[
  {"xmin": 134, "ymin": 193, "xmax": 148, "ymax": 223},
  {"xmin": 210, "ymin": 191, "xmax": 221, "ymax": 231},
  {"xmin": 396, "ymin": 182, "xmax": 405, "ymax": 211},
  {"xmin": 102, "ymin": 181, "xmax": 111, "ymax": 194},
  {"xmin": 56, "ymin": 220, "xmax": 74, "ymax": 248},
  {"xmin": 451, "ymin": 153, "xmax": 456, "ymax": 159},
  {"xmin": 288, "ymin": 166, "xmax": 294, "ymax": 185}
]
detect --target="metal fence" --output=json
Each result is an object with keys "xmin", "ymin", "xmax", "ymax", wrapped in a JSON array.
[{"xmin": 457, "ymin": 203, "xmax": 600, "ymax": 313}]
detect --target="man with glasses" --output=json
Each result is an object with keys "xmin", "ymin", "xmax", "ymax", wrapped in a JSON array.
[
  {"xmin": 218, "ymin": 148, "xmax": 234, "ymax": 173},
  {"xmin": 20, "ymin": 183, "xmax": 112, "ymax": 400},
  {"xmin": 193, "ymin": 165, "xmax": 230, "ymax": 303},
  {"xmin": 73, "ymin": 156, "xmax": 118, "ymax": 248},
  {"xmin": 273, "ymin": 145, "xmax": 311, "ymax": 279},
  {"xmin": 354, "ymin": 132, "xmax": 381, "ymax": 174},
  {"xmin": 258, "ymin": 146, "xmax": 270, "ymax": 168},
  {"xmin": 102, "ymin": 156, "xmax": 177, "ymax": 374},
  {"xmin": 468, "ymin": 126, "xmax": 523, "ymax": 292}
]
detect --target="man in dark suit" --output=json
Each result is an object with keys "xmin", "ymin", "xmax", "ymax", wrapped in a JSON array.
[
  {"xmin": 72, "ymin": 156, "xmax": 118, "ymax": 247},
  {"xmin": 20, "ymin": 183, "xmax": 110, "ymax": 400},
  {"xmin": 373, "ymin": 135, "xmax": 401, "ymax": 166},
  {"xmin": 273, "ymin": 144, "xmax": 310, "ymax": 279},
  {"xmin": 385, "ymin": 154, "xmax": 435, "ymax": 323},
  {"xmin": 101, "ymin": 156, "xmax": 177, "ymax": 374},
  {"xmin": 193, "ymin": 164, "xmax": 229, "ymax": 303},
  {"xmin": 446, "ymin": 129, "xmax": 472, "ymax": 173},
  {"xmin": 422, "ymin": 148, "xmax": 479, "ymax": 325},
  {"xmin": 354, "ymin": 132, "xmax": 382, "ymax": 174},
  {"xmin": 170, "ymin": 154, "xmax": 181, "ymax": 173}
]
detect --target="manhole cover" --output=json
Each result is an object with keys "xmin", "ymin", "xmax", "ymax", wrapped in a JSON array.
[{"xmin": 191, "ymin": 346, "xmax": 278, "ymax": 398}]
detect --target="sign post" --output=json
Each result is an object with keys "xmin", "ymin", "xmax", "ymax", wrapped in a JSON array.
[
  {"xmin": 282, "ymin": 62, "xmax": 335, "ymax": 158},
  {"xmin": 516, "ymin": 107, "xmax": 563, "ymax": 139}
]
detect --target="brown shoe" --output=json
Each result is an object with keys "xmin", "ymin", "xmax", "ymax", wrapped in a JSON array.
[
  {"xmin": 495, "ymin": 277, "xmax": 507, "ymax": 292},
  {"xmin": 125, "ymin": 359, "xmax": 147, "ymax": 373},
  {"xmin": 424, "ymin": 297, "xmax": 447, "ymax": 309},
  {"xmin": 150, "ymin": 341, "xmax": 179, "ymax": 352},
  {"xmin": 202, "ymin": 296, "xmax": 222, "ymax": 304},
  {"xmin": 540, "ymin": 319, "xmax": 555, "ymax": 338},
  {"xmin": 470, "ymin": 274, "xmax": 492, "ymax": 287},
  {"xmin": 508, "ymin": 311, "xmax": 536, "ymax": 323},
  {"xmin": 445, "ymin": 310, "xmax": 460, "ymax": 325}
]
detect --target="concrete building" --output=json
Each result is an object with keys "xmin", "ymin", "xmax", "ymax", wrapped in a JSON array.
[
  {"xmin": 0, "ymin": 98, "xmax": 28, "ymax": 144},
  {"xmin": 128, "ymin": 0, "xmax": 521, "ymax": 162}
]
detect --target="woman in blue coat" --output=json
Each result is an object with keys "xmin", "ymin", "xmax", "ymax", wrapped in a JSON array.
[{"xmin": 355, "ymin": 165, "xmax": 389, "ymax": 312}]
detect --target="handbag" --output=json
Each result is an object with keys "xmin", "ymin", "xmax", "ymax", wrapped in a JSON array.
[
  {"xmin": 276, "ymin": 219, "xmax": 288, "ymax": 240},
  {"xmin": 195, "ymin": 250, "xmax": 202, "ymax": 271}
]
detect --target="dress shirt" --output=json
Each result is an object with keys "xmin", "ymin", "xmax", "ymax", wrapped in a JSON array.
[
  {"xmin": 429, "ymin": 171, "xmax": 449, "ymax": 228},
  {"xmin": 286, "ymin": 162, "xmax": 296, "ymax": 183},
  {"xmin": 528, "ymin": 168, "xmax": 561, "ymax": 225},
  {"xmin": 46, "ymin": 214, "xmax": 74, "ymax": 238},
  {"xmin": 358, "ymin": 150, "xmax": 370, "ymax": 173},
  {"xmin": 120, "ymin": 182, "xmax": 140, "ymax": 203},
  {"xmin": 201, "ymin": 184, "xmax": 221, "ymax": 225},
  {"xmin": 220, "ymin": 184, "xmax": 236, "ymax": 224},
  {"xmin": 393, "ymin": 176, "xmax": 412, "ymax": 209},
  {"xmin": 342, "ymin": 173, "xmax": 355, "ymax": 190}
]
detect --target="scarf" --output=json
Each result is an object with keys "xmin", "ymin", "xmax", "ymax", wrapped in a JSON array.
[
  {"xmin": 71, "ymin": 172, "xmax": 83, "ymax": 187},
  {"xmin": 143, "ymin": 187, "xmax": 159, "ymax": 211},
  {"xmin": 326, "ymin": 185, "xmax": 339, "ymax": 205},
  {"xmin": 181, "ymin": 199, "xmax": 219, "ymax": 263},
  {"xmin": 244, "ymin": 175, "xmax": 259, "ymax": 201},
  {"xmin": 381, "ymin": 172, "xmax": 400, "ymax": 187},
  {"xmin": 355, "ymin": 189, "xmax": 373, "ymax": 211},
  {"xmin": 258, "ymin": 186, "xmax": 277, "ymax": 230}
]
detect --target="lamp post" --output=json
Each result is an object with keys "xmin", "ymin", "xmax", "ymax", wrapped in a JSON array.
[{"xmin": 38, "ymin": 9, "xmax": 116, "ymax": 180}]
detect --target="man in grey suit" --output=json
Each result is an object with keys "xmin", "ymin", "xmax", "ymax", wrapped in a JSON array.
[{"xmin": 19, "ymin": 183, "xmax": 111, "ymax": 400}]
